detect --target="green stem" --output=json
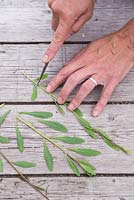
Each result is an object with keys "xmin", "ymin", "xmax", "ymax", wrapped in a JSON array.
[
  {"xmin": 17, "ymin": 116, "xmax": 67, "ymax": 155},
  {"xmin": 0, "ymin": 151, "xmax": 49, "ymax": 200},
  {"xmin": 23, "ymin": 72, "xmax": 57, "ymax": 100}
]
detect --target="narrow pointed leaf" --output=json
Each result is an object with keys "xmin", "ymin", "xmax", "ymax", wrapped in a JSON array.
[
  {"xmin": 95, "ymin": 128, "xmax": 111, "ymax": 140},
  {"xmin": 13, "ymin": 161, "xmax": 36, "ymax": 168},
  {"xmin": 0, "ymin": 159, "xmax": 3, "ymax": 172},
  {"xmin": 0, "ymin": 110, "xmax": 11, "ymax": 125},
  {"xmin": 85, "ymin": 128, "xmax": 97, "ymax": 139},
  {"xmin": 43, "ymin": 141, "xmax": 53, "ymax": 171},
  {"xmin": 77, "ymin": 159, "xmax": 96, "ymax": 176},
  {"xmin": 0, "ymin": 136, "xmax": 10, "ymax": 143},
  {"xmin": 55, "ymin": 101, "xmax": 65, "ymax": 115},
  {"xmin": 94, "ymin": 128, "xmax": 129, "ymax": 154},
  {"xmin": 34, "ymin": 74, "xmax": 48, "ymax": 81},
  {"xmin": 38, "ymin": 120, "xmax": 68, "ymax": 133},
  {"xmin": 19, "ymin": 111, "xmax": 53, "ymax": 119},
  {"xmin": 74, "ymin": 114, "xmax": 92, "ymax": 129},
  {"xmin": 68, "ymin": 148, "xmax": 101, "ymax": 156},
  {"xmin": 53, "ymin": 136, "xmax": 85, "ymax": 144},
  {"xmin": 16, "ymin": 126, "xmax": 24, "ymax": 153},
  {"xmin": 73, "ymin": 108, "xmax": 83, "ymax": 117},
  {"xmin": 77, "ymin": 159, "xmax": 96, "ymax": 170},
  {"xmin": 104, "ymin": 138, "xmax": 129, "ymax": 154},
  {"xmin": 67, "ymin": 157, "xmax": 80, "ymax": 176},
  {"xmin": 31, "ymin": 84, "xmax": 38, "ymax": 101}
]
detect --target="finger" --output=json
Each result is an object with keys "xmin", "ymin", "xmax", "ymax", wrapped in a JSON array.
[
  {"xmin": 52, "ymin": 12, "xmax": 59, "ymax": 31},
  {"xmin": 43, "ymin": 18, "xmax": 73, "ymax": 63},
  {"xmin": 92, "ymin": 79, "xmax": 117, "ymax": 117},
  {"xmin": 46, "ymin": 47, "xmax": 88, "ymax": 93},
  {"xmin": 57, "ymin": 67, "xmax": 97, "ymax": 104},
  {"xmin": 68, "ymin": 75, "xmax": 101, "ymax": 111},
  {"xmin": 71, "ymin": 11, "xmax": 91, "ymax": 34},
  {"xmin": 48, "ymin": 0, "xmax": 55, "ymax": 8}
]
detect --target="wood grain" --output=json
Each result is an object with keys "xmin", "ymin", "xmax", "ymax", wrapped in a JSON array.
[
  {"xmin": 0, "ymin": 44, "xmax": 134, "ymax": 102},
  {"xmin": 0, "ymin": 0, "xmax": 133, "ymax": 42},
  {"xmin": 0, "ymin": 177, "xmax": 134, "ymax": 200},
  {"xmin": 0, "ymin": 104, "xmax": 134, "ymax": 175}
]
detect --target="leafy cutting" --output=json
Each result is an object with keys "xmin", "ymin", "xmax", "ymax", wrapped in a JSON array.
[{"xmin": 23, "ymin": 72, "xmax": 129, "ymax": 155}]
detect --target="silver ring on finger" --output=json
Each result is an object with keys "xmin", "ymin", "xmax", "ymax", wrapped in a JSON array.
[{"xmin": 89, "ymin": 77, "xmax": 98, "ymax": 86}]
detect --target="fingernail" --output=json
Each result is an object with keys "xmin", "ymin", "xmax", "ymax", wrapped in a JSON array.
[
  {"xmin": 58, "ymin": 97, "xmax": 63, "ymax": 104},
  {"xmin": 46, "ymin": 85, "xmax": 52, "ymax": 93},
  {"xmin": 92, "ymin": 109, "xmax": 99, "ymax": 117},
  {"xmin": 68, "ymin": 103, "xmax": 75, "ymax": 111},
  {"xmin": 43, "ymin": 54, "xmax": 49, "ymax": 63}
]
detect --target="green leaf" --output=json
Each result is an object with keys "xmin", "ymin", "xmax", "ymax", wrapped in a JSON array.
[
  {"xmin": 74, "ymin": 113, "xmax": 92, "ymax": 130},
  {"xmin": 53, "ymin": 136, "xmax": 85, "ymax": 144},
  {"xmin": 16, "ymin": 126, "xmax": 24, "ymax": 153},
  {"xmin": 43, "ymin": 141, "xmax": 53, "ymax": 171},
  {"xmin": 19, "ymin": 111, "xmax": 53, "ymax": 119},
  {"xmin": 77, "ymin": 159, "xmax": 96, "ymax": 170},
  {"xmin": 77, "ymin": 159, "xmax": 96, "ymax": 176},
  {"xmin": 0, "ymin": 110, "xmax": 11, "ymax": 125},
  {"xmin": 94, "ymin": 128, "xmax": 129, "ymax": 154},
  {"xmin": 13, "ymin": 161, "xmax": 36, "ymax": 168},
  {"xmin": 34, "ymin": 74, "xmax": 48, "ymax": 81},
  {"xmin": 55, "ymin": 101, "xmax": 65, "ymax": 115},
  {"xmin": 104, "ymin": 138, "xmax": 129, "ymax": 154},
  {"xmin": 68, "ymin": 148, "xmax": 101, "ymax": 157},
  {"xmin": 73, "ymin": 108, "xmax": 83, "ymax": 117},
  {"xmin": 31, "ymin": 84, "xmax": 38, "ymax": 101},
  {"xmin": 0, "ymin": 136, "xmax": 10, "ymax": 143},
  {"xmin": 0, "ymin": 103, "xmax": 5, "ymax": 109},
  {"xmin": 95, "ymin": 128, "xmax": 111, "ymax": 141},
  {"xmin": 67, "ymin": 157, "xmax": 80, "ymax": 176},
  {"xmin": 103, "ymin": 138, "xmax": 120, "ymax": 151},
  {"xmin": 85, "ymin": 128, "xmax": 97, "ymax": 139},
  {"xmin": 0, "ymin": 159, "xmax": 3, "ymax": 172},
  {"xmin": 38, "ymin": 120, "xmax": 68, "ymax": 133}
]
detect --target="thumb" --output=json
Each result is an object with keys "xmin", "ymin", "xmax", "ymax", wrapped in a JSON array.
[{"xmin": 43, "ymin": 18, "xmax": 72, "ymax": 63}]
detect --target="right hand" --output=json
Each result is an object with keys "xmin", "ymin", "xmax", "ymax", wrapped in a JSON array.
[{"xmin": 43, "ymin": 0, "xmax": 95, "ymax": 63}]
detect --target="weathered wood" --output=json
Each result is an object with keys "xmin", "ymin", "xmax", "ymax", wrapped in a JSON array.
[
  {"xmin": 0, "ymin": 0, "xmax": 133, "ymax": 42},
  {"xmin": 0, "ymin": 44, "xmax": 134, "ymax": 102},
  {"xmin": 0, "ymin": 177, "xmax": 134, "ymax": 200},
  {"xmin": 0, "ymin": 104, "xmax": 134, "ymax": 174}
]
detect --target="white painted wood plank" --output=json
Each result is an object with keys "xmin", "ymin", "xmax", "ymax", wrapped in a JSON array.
[
  {"xmin": 0, "ymin": 0, "xmax": 133, "ymax": 42},
  {"xmin": 0, "ymin": 177, "xmax": 134, "ymax": 200},
  {"xmin": 0, "ymin": 104, "xmax": 134, "ymax": 174},
  {"xmin": 0, "ymin": 44, "xmax": 134, "ymax": 102}
]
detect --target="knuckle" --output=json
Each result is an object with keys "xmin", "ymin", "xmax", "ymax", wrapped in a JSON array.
[
  {"xmin": 102, "ymin": 90, "xmax": 111, "ymax": 100},
  {"xmin": 52, "ymin": 34, "xmax": 63, "ymax": 44},
  {"xmin": 59, "ymin": 67, "xmax": 68, "ymax": 78},
  {"xmin": 81, "ymin": 82, "xmax": 89, "ymax": 92},
  {"xmin": 49, "ymin": 78, "xmax": 57, "ymax": 88},
  {"xmin": 72, "ymin": 26, "xmax": 79, "ymax": 34},
  {"xmin": 51, "ymin": 2, "xmax": 59, "ymax": 12},
  {"xmin": 67, "ymin": 74, "xmax": 76, "ymax": 84}
]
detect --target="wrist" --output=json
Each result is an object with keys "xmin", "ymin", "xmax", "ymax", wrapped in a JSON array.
[{"xmin": 118, "ymin": 19, "xmax": 134, "ymax": 50}]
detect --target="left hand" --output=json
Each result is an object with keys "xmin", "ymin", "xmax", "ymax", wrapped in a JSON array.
[{"xmin": 46, "ymin": 19, "xmax": 134, "ymax": 117}]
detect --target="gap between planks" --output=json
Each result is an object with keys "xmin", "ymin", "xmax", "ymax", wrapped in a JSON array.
[{"xmin": 1, "ymin": 174, "xmax": 134, "ymax": 178}]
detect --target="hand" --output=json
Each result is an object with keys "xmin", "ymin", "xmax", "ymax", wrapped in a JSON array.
[
  {"xmin": 43, "ymin": 0, "xmax": 95, "ymax": 63},
  {"xmin": 46, "ymin": 19, "xmax": 134, "ymax": 117}
]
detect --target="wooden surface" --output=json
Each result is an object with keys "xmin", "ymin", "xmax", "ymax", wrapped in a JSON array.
[{"xmin": 0, "ymin": 0, "xmax": 134, "ymax": 199}]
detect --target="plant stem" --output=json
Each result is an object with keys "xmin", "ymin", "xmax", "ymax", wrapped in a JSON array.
[
  {"xmin": 0, "ymin": 151, "xmax": 49, "ymax": 200},
  {"xmin": 17, "ymin": 116, "xmax": 67, "ymax": 155},
  {"xmin": 23, "ymin": 72, "xmax": 57, "ymax": 101}
]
